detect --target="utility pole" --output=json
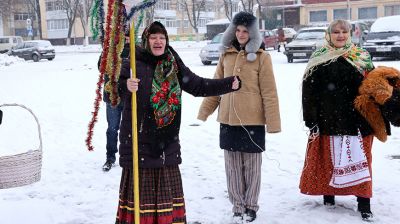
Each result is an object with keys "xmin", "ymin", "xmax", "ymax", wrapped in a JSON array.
[
  {"xmin": 347, "ymin": 0, "xmax": 351, "ymax": 20},
  {"xmin": 82, "ymin": 0, "xmax": 89, "ymax": 46}
]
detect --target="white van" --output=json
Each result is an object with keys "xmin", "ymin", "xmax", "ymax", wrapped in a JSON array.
[{"xmin": 0, "ymin": 36, "xmax": 23, "ymax": 53}]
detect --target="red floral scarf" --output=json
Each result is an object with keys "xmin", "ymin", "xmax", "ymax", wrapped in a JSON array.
[{"xmin": 150, "ymin": 49, "xmax": 181, "ymax": 128}]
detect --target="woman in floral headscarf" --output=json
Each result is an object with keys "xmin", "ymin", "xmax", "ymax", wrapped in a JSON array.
[
  {"xmin": 115, "ymin": 21, "xmax": 240, "ymax": 224},
  {"xmin": 299, "ymin": 19, "xmax": 380, "ymax": 221}
]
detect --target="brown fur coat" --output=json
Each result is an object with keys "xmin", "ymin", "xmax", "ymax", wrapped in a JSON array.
[{"xmin": 354, "ymin": 66, "xmax": 400, "ymax": 142}]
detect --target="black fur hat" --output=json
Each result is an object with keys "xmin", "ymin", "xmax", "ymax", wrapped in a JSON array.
[
  {"xmin": 221, "ymin": 11, "xmax": 262, "ymax": 61},
  {"xmin": 232, "ymin": 11, "xmax": 257, "ymax": 28}
]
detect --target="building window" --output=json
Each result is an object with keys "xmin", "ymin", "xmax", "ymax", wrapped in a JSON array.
[
  {"xmin": 333, "ymin": 8, "xmax": 351, "ymax": 20},
  {"xmin": 46, "ymin": 1, "xmax": 63, "ymax": 11},
  {"xmin": 358, "ymin": 7, "xmax": 377, "ymax": 20},
  {"xmin": 198, "ymin": 18, "xmax": 206, "ymax": 27},
  {"xmin": 385, "ymin": 5, "xmax": 400, "ymax": 16},
  {"xmin": 204, "ymin": 2, "xmax": 215, "ymax": 12},
  {"xmin": 310, "ymin": 10, "xmax": 327, "ymax": 22},
  {"xmin": 154, "ymin": 17, "xmax": 176, "ymax": 27},
  {"xmin": 231, "ymin": 1, "xmax": 239, "ymax": 13},
  {"xmin": 14, "ymin": 13, "xmax": 32, "ymax": 21},
  {"xmin": 177, "ymin": 2, "xmax": 184, "ymax": 11},
  {"xmin": 47, "ymin": 19, "xmax": 69, "ymax": 30},
  {"xmin": 166, "ymin": 18, "xmax": 175, "ymax": 27},
  {"xmin": 183, "ymin": 20, "xmax": 189, "ymax": 28},
  {"xmin": 155, "ymin": 0, "xmax": 171, "ymax": 10},
  {"xmin": 15, "ymin": 28, "xmax": 36, "ymax": 37}
]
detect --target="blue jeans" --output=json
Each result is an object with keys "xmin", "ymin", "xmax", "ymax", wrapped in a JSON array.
[{"xmin": 106, "ymin": 103, "xmax": 123, "ymax": 161}]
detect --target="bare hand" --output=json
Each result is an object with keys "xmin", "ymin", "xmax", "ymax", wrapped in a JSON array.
[
  {"xmin": 232, "ymin": 76, "xmax": 240, "ymax": 90},
  {"xmin": 127, "ymin": 78, "xmax": 140, "ymax": 92}
]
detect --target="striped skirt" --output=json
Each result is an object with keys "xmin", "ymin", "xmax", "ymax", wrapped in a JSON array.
[
  {"xmin": 116, "ymin": 165, "xmax": 186, "ymax": 224},
  {"xmin": 299, "ymin": 135, "xmax": 373, "ymax": 198}
]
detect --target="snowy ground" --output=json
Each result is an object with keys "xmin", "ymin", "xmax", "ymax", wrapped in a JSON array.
[{"xmin": 1, "ymin": 42, "xmax": 400, "ymax": 224}]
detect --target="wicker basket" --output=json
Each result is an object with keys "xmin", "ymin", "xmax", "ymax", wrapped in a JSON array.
[{"xmin": 0, "ymin": 103, "xmax": 43, "ymax": 189}]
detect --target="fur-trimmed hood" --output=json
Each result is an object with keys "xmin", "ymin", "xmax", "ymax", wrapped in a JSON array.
[
  {"xmin": 220, "ymin": 11, "xmax": 262, "ymax": 62},
  {"xmin": 354, "ymin": 66, "xmax": 400, "ymax": 142}
]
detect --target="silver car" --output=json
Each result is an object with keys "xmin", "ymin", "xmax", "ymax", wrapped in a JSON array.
[
  {"xmin": 9, "ymin": 40, "xmax": 55, "ymax": 62},
  {"xmin": 363, "ymin": 15, "xmax": 400, "ymax": 60},
  {"xmin": 284, "ymin": 27, "xmax": 326, "ymax": 63},
  {"xmin": 199, "ymin": 33, "xmax": 223, "ymax": 65}
]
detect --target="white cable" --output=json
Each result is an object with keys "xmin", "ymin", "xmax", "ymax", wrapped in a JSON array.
[{"xmin": 231, "ymin": 92, "xmax": 297, "ymax": 175}]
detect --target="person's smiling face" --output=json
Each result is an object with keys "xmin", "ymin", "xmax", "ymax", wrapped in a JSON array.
[
  {"xmin": 329, "ymin": 25, "xmax": 350, "ymax": 48},
  {"xmin": 235, "ymin": 25, "xmax": 250, "ymax": 46}
]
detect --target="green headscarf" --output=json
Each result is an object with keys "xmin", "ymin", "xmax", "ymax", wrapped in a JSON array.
[{"xmin": 304, "ymin": 27, "xmax": 374, "ymax": 80}]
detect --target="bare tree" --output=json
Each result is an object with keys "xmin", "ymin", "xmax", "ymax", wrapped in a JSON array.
[
  {"xmin": 179, "ymin": 0, "xmax": 206, "ymax": 42},
  {"xmin": 223, "ymin": 0, "xmax": 235, "ymax": 21},
  {"xmin": 0, "ymin": 0, "xmax": 14, "ymax": 17},
  {"xmin": 77, "ymin": 0, "xmax": 93, "ymax": 45},
  {"xmin": 144, "ymin": 7, "xmax": 155, "ymax": 27},
  {"xmin": 62, "ymin": 0, "xmax": 80, "ymax": 45},
  {"xmin": 239, "ymin": 0, "xmax": 255, "ymax": 12},
  {"xmin": 24, "ymin": 0, "xmax": 43, "ymax": 39}
]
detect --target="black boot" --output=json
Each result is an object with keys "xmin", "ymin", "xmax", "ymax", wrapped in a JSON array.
[
  {"xmin": 277, "ymin": 45, "xmax": 280, "ymax": 52},
  {"xmin": 102, "ymin": 156, "xmax": 116, "ymax": 172},
  {"xmin": 245, "ymin": 208, "xmax": 257, "ymax": 222},
  {"xmin": 323, "ymin": 195, "xmax": 335, "ymax": 206},
  {"xmin": 357, "ymin": 197, "xmax": 373, "ymax": 221}
]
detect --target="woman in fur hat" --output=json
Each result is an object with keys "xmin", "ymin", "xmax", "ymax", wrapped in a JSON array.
[
  {"xmin": 300, "ymin": 19, "xmax": 378, "ymax": 221},
  {"xmin": 116, "ymin": 21, "xmax": 240, "ymax": 224},
  {"xmin": 198, "ymin": 11, "xmax": 281, "ymax": 222}
]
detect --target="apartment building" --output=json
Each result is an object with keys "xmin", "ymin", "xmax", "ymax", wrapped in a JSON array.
[
  {"xmin": 262, "ymin": 0, "xmax": 400, "ymax": 29},
  {"xmin": 0, "ymin": 0, "xmax": 240, "ymax": 43},
  {"xmin": 133, "ymin": 0, "xmax": 231, "ymax": 38},
  {"xmin": 0, "ymin": 0, "xmax": 45, "ymax": 40},
  {"xmin": 3, "ymin": 0, "xmax": 399, "ymax": 44},
  {"xmin": 44, "ymin": 0, "xmax": 87, "ymax": 44}
]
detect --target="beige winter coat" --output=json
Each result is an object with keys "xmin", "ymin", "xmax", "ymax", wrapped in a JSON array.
[{"xmin": 197, "ymin": 47, "xmax": 281, "ymax": 133}]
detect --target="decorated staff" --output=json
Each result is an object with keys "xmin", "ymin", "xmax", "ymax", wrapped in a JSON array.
[
  {"xmin": 128, "ymin": 20, "xmax": 140, "ymax": 224},
  {"xmin": 86, "ymin": 0, "xmax": 158, "ymax": 151}
]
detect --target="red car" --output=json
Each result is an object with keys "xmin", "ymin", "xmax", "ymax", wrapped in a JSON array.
[{"xmin": 260, "ymin": 30, "xmax": 278, "ymax": 50}]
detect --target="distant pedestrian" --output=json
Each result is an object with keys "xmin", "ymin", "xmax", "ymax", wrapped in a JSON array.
[
  {"xmin": 99, "ymin": 33, "xmax": 130, "ymax": 172},
  {"xmin": 277, "ymin": 26, "xmax": 286, "ymax": 52}
]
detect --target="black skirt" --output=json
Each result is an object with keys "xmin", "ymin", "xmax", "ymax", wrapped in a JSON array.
[{"xmin": 219, "ymin": 123, "xmax": 265, "ymax": 153}]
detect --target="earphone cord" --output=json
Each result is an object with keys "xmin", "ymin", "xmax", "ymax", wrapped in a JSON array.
[{"xmin": 231, "ymin": 92, "xmax": 298, "ymax": 176}]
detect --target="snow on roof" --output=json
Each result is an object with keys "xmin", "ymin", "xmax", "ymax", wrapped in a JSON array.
[
  {"xmin": 206, "ymin": 18, "xmax": 230, "ymax": 25},
  {"xmin": 370, "ymin": 15, "xmax": 400, "ymax": 32}
]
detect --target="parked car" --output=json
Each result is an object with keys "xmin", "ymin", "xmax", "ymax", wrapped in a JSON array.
[
  {"xmin": 9, "ymin": 40, "xmax": 55, "ymax": 62},
  {"xmin": 363, "ymin": 15, "xmax": 400, "ymax": 60},
  {"xmin": 0, "ymin": 36, "xmax": 23, "ymax": 53},
  {"xmin": 272, "ymin": 27, "xmax": 297, "ymax": 43},
  {"xmin": 284, "ymin": 27, "xmax": 327, "ymax": 63},
  {"xmin": 260, "ymin": 30, "xmax": 278, "ymax": 50},
  {"xmin": 199, "ymin": 33, "xmax": 223, "ymax": 65},
  {"xmin": 351, "ymin": 21, "xmax": 370, "ymax": 46}
]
